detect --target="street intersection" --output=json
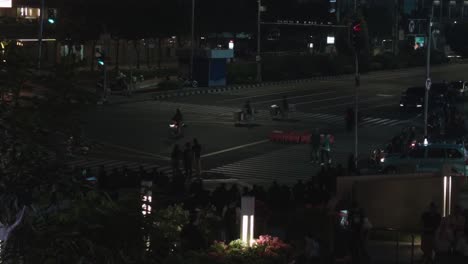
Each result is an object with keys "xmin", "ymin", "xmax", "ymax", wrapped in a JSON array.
[{"xmin": 75, "ymin": 63, "xmax": 468, "ymax": 186}]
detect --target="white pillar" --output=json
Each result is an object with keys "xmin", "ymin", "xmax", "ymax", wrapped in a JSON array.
[{"xmin": 241, "ymin": 196, "xmax": 255, "ymax": 246}]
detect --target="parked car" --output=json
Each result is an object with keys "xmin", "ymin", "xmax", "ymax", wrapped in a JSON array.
[{"xmin": 379, "ymin": 143, "xmax": 468, "ymax": 174}]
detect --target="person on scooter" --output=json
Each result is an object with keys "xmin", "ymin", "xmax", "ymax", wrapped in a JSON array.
[
  {"xmin": 243, "ymin": 100, "xmax": 253, "ymax": 120},
  {"xmin": 172, "ymin": 108, "xmax": 184, "ymax": 134}
]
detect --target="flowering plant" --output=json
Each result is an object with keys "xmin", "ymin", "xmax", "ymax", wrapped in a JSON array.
[
  {"xmin": 204, "ymin": 236, "xmax": 290, "ymax": 263},
  {"xmin": 253, "ymin": 235, "xmax": 291, "ymax": 257}
]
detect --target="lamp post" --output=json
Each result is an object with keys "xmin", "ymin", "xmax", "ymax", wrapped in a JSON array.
[
  {"xmin": 256, "ymin": 0, "xmax": 262, "ymax": 83},
  {"xmin": 38, "ymin": 0, "xmax": 45, "ymax": 69},
  {"xmin": 240, "ymin": 196, "xmax": 255, "ymax": 247}
]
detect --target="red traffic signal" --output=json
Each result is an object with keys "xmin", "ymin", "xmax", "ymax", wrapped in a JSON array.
[
  {"xmin": 352, "ymin": 22, "xmax": 362, "ymax": 32},
  {"xmin": 351, "ymin": 20, "xmax": 363, "ymax": 51}
]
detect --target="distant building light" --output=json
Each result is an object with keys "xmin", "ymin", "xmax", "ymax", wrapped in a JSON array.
[
  {"xmin": 454, "ymin": 21, "xmax": 458, "ymax": 24},
  {"xmin": 200, "ymin": 36, "xmax": 205, "ymax": 40},
  {"xmin": 308, "ymin": 43, "xmax": 314, "ymax": 48},
  {"xmin": 327, "ymin": 36, "xmax": 335, "ymax": 44},
  {"xmin": 229, "ymin": 40, "xmax": 234, "ymax": 50},
  {"xmin": 0, "ymin": 0, "xmax": 12, "ymax": 8},
  {"xmin": 171, "ymin": 36, "xmax": 176, "ymax": 39}
]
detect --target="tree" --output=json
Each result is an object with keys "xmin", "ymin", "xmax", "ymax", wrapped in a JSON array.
[{"xmin": 0, "ymin": 46, "xmax": 145, "ymax": 263}]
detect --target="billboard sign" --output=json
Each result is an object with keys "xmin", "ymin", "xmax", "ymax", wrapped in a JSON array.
[{"xmin": 0, "ymin": 0, "xmax": 12, "ymax": 8}]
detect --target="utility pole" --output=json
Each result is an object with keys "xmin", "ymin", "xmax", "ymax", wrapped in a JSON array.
[
  {"xmin": 256, "ymin": 0, "xmax": 262, "ymax": 83},
  {"xmin": 424, "ymin": 5, "xmax": 433, "ymax": 139},
  {"xmin": 394, "ymin": 0, "xmax": 399, "ymax": 55},
  {"xmin": 350, "ymin": 19, "xmax": 362, "ymax": 168},
  {"xmin": 190, "ymin": 0, "xmax": 195, "ymax": 81},
  {"xmin": 354, "ymin": 52, "xmax": 360, "ymax": 168},
  {"xmin": 350, "ymin": 9, "xmax": 361, "ymax": 168},
  {"xmin": 38, "ymin": 0, "xmax": 45, "ymax": 70}
]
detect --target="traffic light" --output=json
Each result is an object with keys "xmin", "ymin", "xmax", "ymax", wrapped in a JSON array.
[
  {"xmin": 95, "ymin": 49, "xmax": 105, "ymax": 66},
  {"xmin": 351, "ymin": 20, "xmax": 362, "ymax": 51},
  {"xmin": 47, "ymin": 9, "xmax": 56, "ymax": 24}
]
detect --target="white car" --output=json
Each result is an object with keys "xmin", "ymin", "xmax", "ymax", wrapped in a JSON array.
[{"xmin": 380, "ymin": 143, "xmax": 468, "ymax": 175}]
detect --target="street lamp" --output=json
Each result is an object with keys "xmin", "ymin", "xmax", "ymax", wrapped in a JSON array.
[{"xmin": 256, "ymin": 0, "xmax": 263, "ymax": 83}]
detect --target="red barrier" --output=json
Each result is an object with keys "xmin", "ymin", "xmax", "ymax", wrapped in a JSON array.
[{"xmin": 269, "ymin": 131, "xmax": 312, "ymax": 144}]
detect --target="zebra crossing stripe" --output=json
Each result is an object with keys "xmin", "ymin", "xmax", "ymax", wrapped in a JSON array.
[
  {"xmin": 156, "ymin": 101, "xmax": 410, "ymax": 128},
  {"xmin": 383, "ymin": 120, "xmax": 405, "ymax": 126},
  {"xmin": 361, "ymin": 118, "xmax": 391, "ymax": 125}
]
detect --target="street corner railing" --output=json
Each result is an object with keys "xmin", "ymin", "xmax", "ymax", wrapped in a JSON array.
[{"xmin": 370, "ymin": 227, "xmax": 420, "ymax": 264}]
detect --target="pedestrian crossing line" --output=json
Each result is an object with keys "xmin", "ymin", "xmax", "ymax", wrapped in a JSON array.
[
  {"xmin": 204, "ymin": 145, "xmax": 349, "ymax": 184},
  {"xmin": 157, "ymin": 101, "xmax": 411, "ymax": 129},
  {"xmin": 384, "ymin": 120, "xmax": 405, "ymax": 126},
  {"xmin": 361, "ymin": 118, "xmax": 391, "ymax": 125}
]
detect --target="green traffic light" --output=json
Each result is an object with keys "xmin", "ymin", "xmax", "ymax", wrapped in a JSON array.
[
  {"xmin": 48, "ymin": 18, "xmax": 55, "ymax": 24},
  {"xmin": 98, "ymin": 60, "xmax": 104, "ymax": 66}
]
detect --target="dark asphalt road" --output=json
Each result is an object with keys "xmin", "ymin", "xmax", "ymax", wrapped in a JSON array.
[{"xmin": 77, "ymin": 63, "xmax": 468, "ymax": 184}]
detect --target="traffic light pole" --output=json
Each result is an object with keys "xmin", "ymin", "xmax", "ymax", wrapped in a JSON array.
[
  {"xmin": 38, "ymin": 0, "xmax": 45, "ymax": 70},
  {"xmin": 354, "ymin": 53, "xmax": 360, "ymax": 168},
  {"xmin": 424, "ymin": 10, "xmax": 433, "ymax": 140}
]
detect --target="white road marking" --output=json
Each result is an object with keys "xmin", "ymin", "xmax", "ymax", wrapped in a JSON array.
[
  {"xmin": 251, "ymin": 91, "xmax": 337, "ymax": 105},
  {"xmin": 294, "ymin": 95, "xmax": 353, "ymax": 106},
  {"xmin": 201, "ymin": 139, "xmax": 270, "ymax": 158},
  {"xmin": 95, "ymin": 140, "xmax": 171, "ymax": 161}
]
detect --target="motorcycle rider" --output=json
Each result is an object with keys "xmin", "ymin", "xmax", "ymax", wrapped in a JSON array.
[
  {"xmin": 243, "ymin": 100, "xmax": 253, "ymax": 121},
  {"xmin": 172, "ymin": 108, "xmax": 184, "ymax": 134}
]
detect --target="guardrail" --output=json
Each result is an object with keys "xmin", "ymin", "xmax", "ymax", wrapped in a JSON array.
[{"xmin": 371, "ymin": 227, "xmax": 418, "ymax": 264}]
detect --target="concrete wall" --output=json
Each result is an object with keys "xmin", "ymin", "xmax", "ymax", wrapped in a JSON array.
[{"xmin": 337, "ymin": 174, "xmax": 467, "ymax": 230}]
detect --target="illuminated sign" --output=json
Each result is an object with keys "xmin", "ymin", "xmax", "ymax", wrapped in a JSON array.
[{"xmin": 0, "ymin": 0, "xmax": 12, "ymax": 8}]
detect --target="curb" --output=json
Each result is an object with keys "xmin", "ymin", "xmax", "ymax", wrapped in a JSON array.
[{"xmin": 152, "ymin": 74, "xmax": 350, "ymax": 100}]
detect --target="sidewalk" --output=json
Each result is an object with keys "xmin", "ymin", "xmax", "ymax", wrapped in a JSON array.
[{"xmin": 368, "ymin": 240, "xmax": 422, "ymax": 264}]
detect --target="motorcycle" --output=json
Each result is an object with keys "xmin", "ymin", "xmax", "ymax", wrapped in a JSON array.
[
  {"xmin": 178, "ymin": 76, "xmax": 199, "ymax": 88},
  {"xmin": 168, "ymin": 120, "xmax": 185, "ymax": 138}
]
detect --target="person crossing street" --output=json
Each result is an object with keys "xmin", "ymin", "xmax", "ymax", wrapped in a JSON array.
[{"xmin": 320, "ymin": 133, "xmax": 333, "ymax": 165}]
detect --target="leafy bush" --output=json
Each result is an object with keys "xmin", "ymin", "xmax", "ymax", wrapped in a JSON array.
[{"xmin": 196, "ymin": 236, "xmax": 291, "ymax": 264}]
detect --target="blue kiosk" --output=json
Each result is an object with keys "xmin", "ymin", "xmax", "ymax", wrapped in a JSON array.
[{"xmin": 178, "ymin": 49, "xmax": 234, "ymax": 87}]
